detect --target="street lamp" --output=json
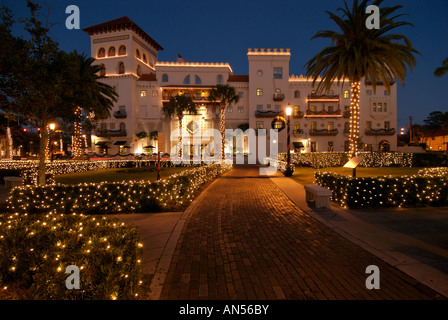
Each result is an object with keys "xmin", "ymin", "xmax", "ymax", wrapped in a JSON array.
[
  {"xmin": 284, "ymin": 106, "xmax": 293, "ymax": 176},
  {"xmin": 49, "ymin": 123, "xmax": 56, "ymax": 162}
]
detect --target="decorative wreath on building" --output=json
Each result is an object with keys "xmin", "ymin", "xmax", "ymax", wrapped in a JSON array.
[{"xmin": 271, "ymin": 116, "xmax": 286, "ymax": 132}]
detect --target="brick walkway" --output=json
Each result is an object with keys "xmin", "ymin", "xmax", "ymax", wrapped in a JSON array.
[{"xmin": 160, "ymin": 165, "xmax": 444, "ymax": 300}]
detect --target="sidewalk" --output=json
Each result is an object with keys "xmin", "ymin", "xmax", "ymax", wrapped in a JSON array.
[{"xmin": 157, "ymin": 165, "xmax": 445, "ymax": 300}]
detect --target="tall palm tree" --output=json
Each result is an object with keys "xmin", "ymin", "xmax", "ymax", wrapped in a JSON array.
[
  {"xmin": 60, "ymin": 50, "xmax": 118, "ymax": 158},
  {"xmin": 162, "ymin": 94, "xmax": 197, "ymax": 157},
  {"xmin": 305, "ymin": 0, "xmax": 419, "ymax": 161},
  {"xmin": 434, "ymin": 57, "xmax": 448, "ymax": 77},
  {"xmin": 208, "ymin": 84, "xmax": 239, "ymax": 160}
]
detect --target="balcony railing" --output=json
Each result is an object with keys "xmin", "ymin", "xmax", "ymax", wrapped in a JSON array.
[
  {"xmin": 273, "ymin": 92, "xmax": 285, "ymax": 101},
  {"xmin": 95, "ymin": 129, "xmax": 127, "ymax": 137},
  {"xmin": 304, "ymin": 109, "xmax": 342, "ymax": 117},
  {"xmin": 113, "ymin": 110, "xmax": 127, "ymax": 119},
  {"xmin": 365, "ymin": 128, "xmax": 396, "ymax": 136},
  {"xmin": 307, "ymin": 93, "xmax": 340, "ymax": 101},
  {"xmin": 255, "ymin": 110, "xmax": 282, "ymax": 118},
  {"xmin": 293, "ymin": 129, "xmax": 304, "ymax": 135},
  {"xmin": 310, "ymin": 129, "xmax": 339, "ymax": 136},
  {"xmin": 293, "ymin": 111, "xmax": 304, "ymax": 119}
]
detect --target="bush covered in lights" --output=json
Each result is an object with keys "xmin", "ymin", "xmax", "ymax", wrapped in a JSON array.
[
  {"xmin": 0, "ymin": 213, "xmax": 143, "ymax": 300},
  {"xmin": 9, "ymin": 164, "xmax": 231, "ymax": 215},
  {"xmin": 315, "ymin": 168, "xmax": 448, "ymax": 208}
]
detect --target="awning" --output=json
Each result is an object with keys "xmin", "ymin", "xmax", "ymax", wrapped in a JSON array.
[
  {"xmin": 293, "ymin": 142, "xmax": 304, "ymax": 148},
  {"xmin": 114, "ymin": 141, "xmax": 127, "ymax": 145}
]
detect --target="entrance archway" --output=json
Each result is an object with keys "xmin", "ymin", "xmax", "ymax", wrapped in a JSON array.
[{"xmin": 379, "ymin": 140, "xmax": 391, "ymax": 152}]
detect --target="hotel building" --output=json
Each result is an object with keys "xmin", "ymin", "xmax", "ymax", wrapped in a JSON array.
[{"xmin": 83, "ymin": 17, "xmax": 398, "ymax": 158}]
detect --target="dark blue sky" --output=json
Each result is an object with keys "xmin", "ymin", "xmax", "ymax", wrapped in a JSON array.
[{"xmin": 4, "ymin": 0, "xmax": 448, "ymax": 129}]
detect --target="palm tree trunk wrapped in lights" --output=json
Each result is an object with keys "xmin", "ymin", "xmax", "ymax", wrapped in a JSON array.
[
  {"xmin": 305, "ymin": 0, "xmax": 419, "ymax": 165},
  {"xmin": 72, "ymin": 106, "xmax": 83, "ymax": 158}
]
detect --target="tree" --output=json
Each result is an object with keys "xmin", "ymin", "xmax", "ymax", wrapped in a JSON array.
[
  {"xmin": 305, "ymin": 0, "xmax": 419, "ymax": 162},
  {"xmin": 423, "ymin": 111, "xmax": 448, "ymax": 129},
  {"xmin": 208, "ymin": 84, "xmax": 239, "ymax": 160},
  {"xmin": 162, "ymin": 94, "xmax": 197, "ymax": 157},
  {"xmin": 434, "ymin": 57, "xmax": 448, "ymax": 77},
  {"xmin": 57, "ymin": 50, "xmax": 117, "ymax": 158}
]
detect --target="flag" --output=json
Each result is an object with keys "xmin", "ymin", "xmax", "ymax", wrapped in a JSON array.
[{"xmin": 177, "ymin": 53, "xmax": 186, "ymax": 63}]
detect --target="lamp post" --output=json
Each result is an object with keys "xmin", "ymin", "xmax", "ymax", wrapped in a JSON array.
[{"xmin": 285, "ymin": 106, "xmax": 293, "ymax": 176}]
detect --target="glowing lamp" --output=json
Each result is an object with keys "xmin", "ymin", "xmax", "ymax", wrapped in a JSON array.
[
  {"xmin": 285, "ymin": 106, "xmax": 292, "ymax": 116},
  {"xmin": 49, "ymin": 123, "xmax": 56, "ymax": 131}
]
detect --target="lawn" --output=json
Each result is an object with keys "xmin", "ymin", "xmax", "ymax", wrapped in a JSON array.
[
  {"xmin": 54, "ymin": 166, "xmax": 188, "ymax": 185},
  {"xmin": 291, "ymin": 166, "xmax": 423, "ymax": 185}
]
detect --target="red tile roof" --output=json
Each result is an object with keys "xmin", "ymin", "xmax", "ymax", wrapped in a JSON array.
[
  {"xmin": 137, "ymin": 73, "xmax": 157, "ymax": 81},
  {"xmin": 423, "ymin": 128, "xmax": 448, "ymax": 137},
  {"xmin": 83, "ymin": 16, "xmax": 163, "ymax": 51},
  {"xmin": 228, "ymin": 75, "xmax": 249, "ymax": 82}
]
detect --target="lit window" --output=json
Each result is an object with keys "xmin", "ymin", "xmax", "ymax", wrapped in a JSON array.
[
  {"xmin": 217, "ymin": 75, "xmax": 223, "ymax": 84},
  {"xmin": 152, "ymin": 90, "xmax": 158, "ymax": 97},
  {"xmin": 377, "ymin": 102, "xmax": 383, "ymax": 112},
  {"xmin": 366, "ymin": 121, "xmax": 372, "ymax": 130},
  {"xmin": 328, "ymin": 122, "xmax": 334, "ymax": 131},
  {"xmin": 162, "ymin": 74, "xmax": 168, "ymax": 82},
  {"xmin": 344, "ymin": 90, "xmax": 349, "ymax": 99},
  {"xmin": 310, "ymin": 122, "xmax": 316, "ymax": 130},
  {"xmin": 294, "ymin": 106, "xmax": 300, "ymax": 117},
  {"xmin": 294, "ymin": 122, "xmax": 300, "ymax": 134},
  {"xmin": 372, "ymin": 103, "xmax": 377, "ymax": 112},
  {"xmin": 237, "ymin": 106, "xmax": 244, "ymax": 113},
  {"xmin": 227, "ymin": 106, "xmax": 233, "ymax": 113},
  {"xmin": 140, "ymin": 90, "xmax": 146, "ymax": 97},
  {"xmin": 256, "ymin": 121, "xmax": 264, "ymax": 129},
  {"xmin": 195, "ymin": 75, "xmax": 202, "ymax": 85},
  {"xmin": 310, "ymin": 105, "xmax": 316, "ymax": 112},
  {"xmin": 184, "ymin": 75, "xmax": 190, "ymax": 84},
  {"xmin": 273, "ymin": 68, "xmax": 282, "ymax": 79},
  {"xmin": 256, "ymin": 88, "xmax": 263, "ymax": 96},
  {"xmin": 385, "ymin": 121, "xmax": 390, "ymax": 130}
]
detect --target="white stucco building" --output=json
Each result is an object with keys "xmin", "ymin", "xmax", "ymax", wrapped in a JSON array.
[{"xmin": 83, "ymin": 16, "xmax": 398, "ymax": 158}]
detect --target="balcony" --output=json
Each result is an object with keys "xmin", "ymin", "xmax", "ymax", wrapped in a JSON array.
[
  {"xmin": 255, "ymin": 110, "xmax": 282, "ymax": 118},
  {"xmin": 273, "ymin": 92, "xmax": 285, "ymax": 102},
  {"xmin": 304, "ymin": 109, "xmax": 342, "ymax": 118},
  {"xmin": 310, "ymin": 129, "xmax": 339, "ymax": 136},
  {"xmin": 293, "ymin": 129, "xmax": 304, "ymax": 135},
  {"xmin": 113, "ymin": 110, "xmax": 127, "ymax": 119},
  {"xmin": 307, "ymin": 93, "xmax": 340, "ymax": 102},
  {"xmin": 365, "ymin": 128, "xmax": 396, "ymax": 136},
  {"xmin": 293, "ymin": 111, "xmax": 304, "ymax": 119},
  {"xmin": 95, "ymin": 129, "xmax": 127, "ymax": 137}
]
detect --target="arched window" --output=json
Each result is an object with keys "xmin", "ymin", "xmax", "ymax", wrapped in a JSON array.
[
  {"xmin": 217, "ymin": 75, "xmax": 223, "ymax": 84},
  {"xmin": 162, "ymin": 74, "xmax": 168, "ymax": 82},
  {"xmin": 136, "ymin": 65, "xmax": 142, "ymax": 76},
  {"xmin": 195, "ymin": 75, "xmax": 202, "ymax": 85},
  {"xmin": 136, "ymin": 49, "xmax": 141, "ymax": 59},
  {"xmin": 143, "ymin": 53, "xmax": 147, "ymax": 63},
  {"xmin": 184, "ymin": 75, "xmax": 190, "ymax": 84},
  {"xmin": 294, "ymin": 90, "xmax": 300, "ymax": 98},
  {"xmin": 99, "ymin": 64, "xmax": 106, "ymax": 77},
  {"xmin": 148, "ymin": 57, "xmax": 155, "ymax": 67},
  {"xmin": 118, "ymin": 62, "xmax": 125, "ymax": 74},
  {"xmin": 97, "ymin": 47, "xmax": 105, "ymax": 58},
  {"xmin": 118, "ymin": 45, "xmax": 126, "ymax": 56},
  {"xmin": 108, "ymin": 46, "xmax": 116, "ymax": 57}
]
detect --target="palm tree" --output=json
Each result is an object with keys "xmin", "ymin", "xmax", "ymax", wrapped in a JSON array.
[
  {"xmin": 59, "ymin": 50, "xmax": 118, "ymax": 158},
  {"xmin": 305, "ymin": 0, "xmax": 419, "ymax": 162},
  {"xmin": 162, "ymin": 94, "xmax": 197, "ymax": 157},
  {"xmin": 434, "ymin": 57, "xmax": 448, "ymax": 77},
  {"xmin": 208, "ymin": 84, "xmax": 239, "ymax": 160}
]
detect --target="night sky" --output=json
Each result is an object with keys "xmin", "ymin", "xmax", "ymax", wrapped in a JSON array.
[{"xmin": 3, "ymin": 0, "xmax": 448, "ymax": 129}]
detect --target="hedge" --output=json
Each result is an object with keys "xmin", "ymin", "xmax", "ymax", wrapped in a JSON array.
[
  {"xmin": 315, "ymin": 168, "xmax": 448, "ymax": 208},
  {"xmin": 9, "ymin": 164, "xmax": 232, "ymax": 215},
  {"xmin": 0, "ymin": 213, "xmax": 143, "ymax": 300}
]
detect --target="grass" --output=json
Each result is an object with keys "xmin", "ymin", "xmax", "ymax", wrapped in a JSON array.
[
  {"xmin": 54, "ymin": 166, "xmax": 188, "ymax": 185},
  {"xmin": 291, "ymin": 166, "xmax": 423, "ymax": 185}
]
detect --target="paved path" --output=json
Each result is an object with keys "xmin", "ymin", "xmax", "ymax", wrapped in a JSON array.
[{"xmin": 160, "ymin": 165, "xmax": 444, "ymax": 300}]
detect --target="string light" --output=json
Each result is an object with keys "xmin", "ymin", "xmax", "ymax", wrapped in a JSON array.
[
  {"xmin": 72, "ymin": 107, "xmax": 83, "ymax": 158},
  {"xmin": 349, "ymin": 81, "xmax": 360, "ymax": 158}
]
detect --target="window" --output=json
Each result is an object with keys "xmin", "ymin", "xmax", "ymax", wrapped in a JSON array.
[
  {"xmin": 344, "ymin": 122, "xmax": 350, "ymax": 132},
  {"xmin": 140, "ymin": 90, "xmax": 147, "ymax": 97},
  {"xmin": 227, "ymin": 106, "xmax": 233, "ymax": 113},
  {"xmin": 328, "ymin": 141, "xmax": 334, "ymax": 152},
  {"xmin": 384, "ymin": 103, "xmax": 388, "ymax": 112},
  {"xmin": 110, "ymin": 123, "xmax": 115, "ymax": 130},
  {"xmin": 217, "ymin": 75, "xmax": 223, "ymax": 84},
  {"xmin": 136, "ymin": 49, "xmax": 141, "ymax": 59},
  {"xmin": 310, "ymin": 105, "xmax": 317, "ymax": 113},
  {"xmin": 256, "ymin": 121, "xmax": 264, "ymax": 129},
  {"xmin": 344, "ymin": 90, "xmax": 349, "ymax": 99},
  {"xmin": 162, "ymin": 74, "xmax": 168, "ymax": 82},
  {"xmin": 294, "ymin": 122, "xmax": 301, "ymax": 134},
  {"xmin": 373, "ymin": 103, "xmax": 377, "ymax": 112},
  {"xmin": 143, "ymin": 53, "xmax": 147, "ymax": 63},
  {"xmin": 257, "ymin": 70, "xmax": 263, "ymax": 77},
  {"xmin": 184, "ymin": 75, "xmax": 190, "ymax": 84},
  {"xmin": 273, "ymin": 67, "xmax": 282, "ymax": 79},
  {"xmin": 99, "ymin": 64, "xmax": 106, "ymax": 77},
  {"xmin": 384, "ymin": 90, "xmax": 390, "ymax": 96},
  {"xmin": 119, "ymin": 106, "xmax": 126, "ymax": 113},
  {"xmin": 237, "ymin": 106, "xmax": 244, "ymax": 113},
  {"xmin": 366, "ymin": 90, "xmax": 372, "ymax": 96},
  {"xmin": 256, "ymin": 88, "xmax": 263, "ymax": 96},
  {"xmin": 274, "ymin": 105, "xmax": 281, "ymax": 112},
  {"xmin": 366, "ymin": 121, "xmax": 372, "ymax": 130},
  {"xmin": 118, "ymin": 62, "xmax": 125, "ymax": 74},
  {"xmin": 108, "ymin": 46, "xmax": 116, "ymax": 57},
  {"xmin": 118, "ymin": 45, "xmax": 126, "ymax": 56},
  {"xmin": 294, "ymin": 106, "xmax": 300, "ymax": 117},
  {"xmin": 152, "ymin": 90, "xmax": 158, "ymax": 97},
  {"xmin": 327, "ymin": 106, "xmax": 334, "ymax": 113},
  {"xmin": 257, "ymin": 105, "xmax": 263, "ymax": 111},
  {"xmin": 294, "ymin": 90, "xmax": 301, "ymax": 98},
  {"xmin": 120, "ymin": 122, "xmax": 126, "ymax": 132},
  {"xmin": 97, "ymin": 47, "xmax": 105, "ymax": 58},
  {"xmin": 195, "ymin": 75, "xmax": 202, "ymax": 85},
  {"xmin": 311, "ymin": 141, "xmax": 317, "ymax": 153},
  {"xmin": 311, "ymin": 122, "xmax": 316, "ymax": 131},
  {"xmin": 385, "ymin": 121, "xmax": 390, "ymax": 130},
  {"xmin": 238, "ymin": 91, "xmax": 244, "ymax": 98},
  {"xmin": 328, "ymin": 122, "xmax": 334, "ymax": 131},
  {"xmin": 377, "ymin": 102, "xmax": 383, "ymax": 112},
  {"xmin": 344, "ymin": 105, "xmax": 350, "ymax": 112}
]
